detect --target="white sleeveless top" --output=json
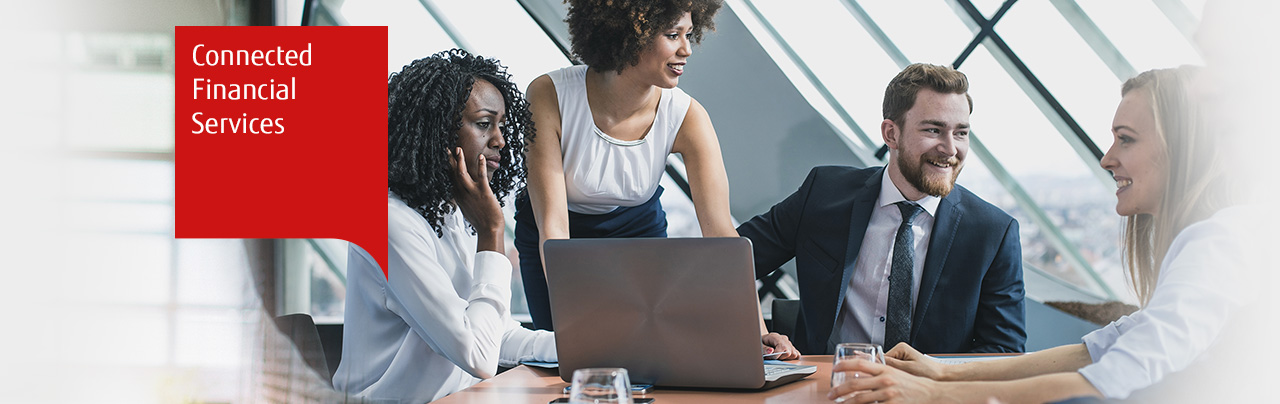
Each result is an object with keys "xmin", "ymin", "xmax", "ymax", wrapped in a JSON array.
[{"xmin": 550, "ymin": 65, "xmax": 692, "ymax": 214}]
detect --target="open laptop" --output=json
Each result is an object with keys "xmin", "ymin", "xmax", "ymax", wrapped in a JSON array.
[{"xmin": 543, "ymin": 237, "xmax": 816, "ymax": 390}]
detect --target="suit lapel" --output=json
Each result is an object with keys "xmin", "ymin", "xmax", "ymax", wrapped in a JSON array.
[
  {"xmin": 910, "ymin": 189, "xmax": 962, "ymax": 341},
  {"xmin": 831, "ymin": 168, "xmax": 884, "ymax": 337}
]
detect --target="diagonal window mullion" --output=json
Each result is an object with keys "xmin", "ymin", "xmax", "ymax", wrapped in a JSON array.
[
  {"xmin": 1049, "ymin": 0, "xmax": 1138, "ymax": 81},
  {"xmin": 953, "ymin": 0, "xmax": 1018, "ymax": 68},
  {"xmin": 1150, "ymin": 0, "xmax": 1199, "ymax": 41},
  {"xmin": 417, "ymin": 0, "xmax": 471, "ymax": 52},
  {"xmin": 735, "ymin": 0, "xmax": 881, "ymax": 164},
  {"xmin": 952, "ymin": 0, "xmax": 1106, "ymax": 165},
  {"xmin": 843, "ymin": 0, "xmax": 1116, "ymax": 300},
  {"xmin": 948, "ymin": 0, "xmax": 1118, "ymax": 299}
]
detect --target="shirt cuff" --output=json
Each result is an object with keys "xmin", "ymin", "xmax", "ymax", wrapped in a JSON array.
[
  {"xmin": 1078, "ymin": 338, "xmax": 1155, "ymax": 400},
  {"xmin": 1081, "ymin": 322, "xmax": 1120, "ymax": 363},
  {"xmin": 471, "ymin": 250, "xmax": 513, "ymax": 312},
  {"xmin": 472, "ymin": 250, "xmax": 513, "ymax": 287}
]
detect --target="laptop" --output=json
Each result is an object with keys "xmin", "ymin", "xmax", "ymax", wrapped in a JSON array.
[{"xmin": 543, "ymin": 237, "xmax": 817, "ymax": 389}]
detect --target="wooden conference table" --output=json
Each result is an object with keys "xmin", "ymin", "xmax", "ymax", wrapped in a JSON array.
[
  {"xmin": 434, "ymin": 354, "xmax": 1017, "ymax": 403},
  {"xmin": 435, "ymin": 355, "xmax": 837, "ymax": 403}
]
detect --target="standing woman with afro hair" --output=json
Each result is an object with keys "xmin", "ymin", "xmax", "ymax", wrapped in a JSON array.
[
  {"xmin": 334, "ymin": 49, "xmax": 556, "ymax": 403},
  {"xmin": 515, "ymin": 0, "xmax": 799, "ymax": 357}
]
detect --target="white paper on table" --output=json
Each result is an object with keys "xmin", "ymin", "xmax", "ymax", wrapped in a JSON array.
[{"xmin": 927, "ymin": 355, "xmax": 1015, "ymax": 365}]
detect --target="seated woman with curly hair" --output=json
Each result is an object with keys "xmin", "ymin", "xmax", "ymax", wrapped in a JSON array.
[
  {"xmin": 333, "ymin": 49, "xmax": 555, "ymax": 403},
  {"xmin": 516, "ymin": 0, "xmax": 798, "ymax": 358}
]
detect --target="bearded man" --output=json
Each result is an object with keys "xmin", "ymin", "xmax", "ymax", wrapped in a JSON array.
[{"xmin": 739, "ymin": 63, "xmax": 1026, "ymax": 354}]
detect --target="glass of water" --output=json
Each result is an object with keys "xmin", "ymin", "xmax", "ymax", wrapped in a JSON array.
[
  {"xmin": 831, "ymin": 343, "xmax": 884, "ymax": 388},
  {"xmin": 569, "ymin": 368, "xmax": 632, "ymax": 404}
]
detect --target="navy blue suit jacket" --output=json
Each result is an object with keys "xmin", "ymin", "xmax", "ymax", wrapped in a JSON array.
[{"xmin": 739, "ymin": 166, "xmax": 1026, "ymax": 354}]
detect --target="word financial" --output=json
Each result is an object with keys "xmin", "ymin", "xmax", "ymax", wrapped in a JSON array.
[{"xmin": 188, "ymin": 42, "xmax": 312, "ymax": 135}]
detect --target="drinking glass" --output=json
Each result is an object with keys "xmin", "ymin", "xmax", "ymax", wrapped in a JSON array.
[
  {"xmin": 831, "ymin": 343, "xmax": 884, "ymax": 388},
  {"xmin": 569, "ymin": 368, "xmax": 633, "ymax": 404}
]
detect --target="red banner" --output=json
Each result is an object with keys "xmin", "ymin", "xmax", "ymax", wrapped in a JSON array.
[{"xmin": 176, "ymin": 26, "xmax": 389, "ymax": 275}]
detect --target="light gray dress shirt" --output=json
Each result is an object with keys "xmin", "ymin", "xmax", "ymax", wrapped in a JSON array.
[{"xmin": 832, "ymin": 169, "xmax": 940, "ymax": 350}]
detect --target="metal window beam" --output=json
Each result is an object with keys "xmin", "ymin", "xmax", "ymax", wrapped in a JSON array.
[
  {"xmin": 844, "ymin": 0, "xmax": 1117, "ymax": 299},
  {"xmin": 836, "ymin": 0, "xmax": 1118, "ymax": 299},
  {"xmin": 951, "ymin": 0, "xmax": 1109, "ymax": 178},
  {"xmin": 838, "ymin": 0, "xmax": 909, "ymax": 69},
  {"xmin": 417, "ymin": 0, "xmax": 472, "ymax": 52},
  {"xmin": 735, "ymin": 0, "xmax": 880, "ymax": 163},
  {"xmin": 301, "ymin": 0, "xmax": 345, "ymax": 27},
  {"xmin": 1152, "ymin": 0, "xmax": 1199, "ymax": 42},
  {"xmin": 1049, "ymin": 0, "xmax": 1137, "ymax": 81},
  {"xmin": 954, "ymin": 0, "xmax": 1018, "ymax": 69},
  {"xmin": 516, "ymin": 0, "xmax": 573, "ymax": 61},
  {"xmin": 948, "ymin": 0, "xmax": 1117, "ymax": 299}
]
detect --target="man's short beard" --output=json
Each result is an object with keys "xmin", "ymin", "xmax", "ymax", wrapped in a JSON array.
[{"xmin": 898, "ymin": 151, "xmax": 963, "ymax": 197}]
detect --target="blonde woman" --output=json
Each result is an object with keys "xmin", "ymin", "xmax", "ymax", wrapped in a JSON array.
[{"xmin": 825, "ymin": 66, "xmax": 1257, "ymax": 403}]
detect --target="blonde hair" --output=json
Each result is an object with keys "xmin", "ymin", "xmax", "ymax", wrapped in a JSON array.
[{"xmin": 1119, "ymin": 66, "xmax": 1235, "ymax": 306}]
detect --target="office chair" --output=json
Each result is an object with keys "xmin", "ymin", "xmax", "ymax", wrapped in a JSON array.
[
  {"xmin": 315, "ymin": 323, "xmax": 343, "ymax": 380},
  {"xmin": 274, "ymin": 313, "xmax": 332, "ymax": 386},
  {"xmin": 770, "ymin": 298, "xmax": 801, "ymax": 340}
]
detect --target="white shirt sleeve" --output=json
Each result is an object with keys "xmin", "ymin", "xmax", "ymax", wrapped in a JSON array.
[
  {"xmin": 1077, "ymin": 215, "xmax": 1254, "ymax": 399},
  {"xmin": 499, "ymin": 320, "xmax": 558, "ymax": 367},
  {"xmin": 384, "ymin": 221, "xmax": 512, "ymax": 380}
]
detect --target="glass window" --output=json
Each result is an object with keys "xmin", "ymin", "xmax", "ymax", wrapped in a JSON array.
[
  {"xmin": 0, "ymin": 69, "xmax": 61, "ymax": 150},
  {"xmin": 177, "ymin": 239, "xmax": 255, "ymax": 306},
  {"xmin": 962, "ymin": 45, "xmax": 1123, "ymax": 296},
  {"xmin": 285, "ymin": 0, "xmax": 307, "ymax": 26},
  {"xmin": 307, "ymin": 239, "xmax": 349, "ymax": 322},
  {"xmin": 1075, "ymin": 1, "xmax": 1202, "ymax": 72},
  {"xmin": 329, "ymin": 0, "xmax": 458, "ymax": 74},
  {"xmin": 948, "ymin": 144, "xmax": 1109, "ymax": 297},
  {"xmin": 46, "ymin": 30, "xmax": 259, "ymax": 402},
  {"xmin": 857, "ymin": 0, "xmax": 976, "ymax": 66},
  {"xmin": 65, "ymin": 306, "xmax": 170, "ymax": 366},
  {"xmin": 278, "ymin": 238, "xmax": 348, "ymax": 323},
  {"xmin": 64, "ymin": 159, "xmax": 174, "ymax": 202},
  {"xmin": 748, "ymin": 0, "xmax": 900, "ymax": 150},
  {"xmin": 969, "ymin": 0, "xmax": 1007, "ymax": 19},
  {"xmin": 429, "ymin": 0, "xmax": 571, "ymax": 89},
  {"xmin": 1181, "ymin": 0, "xmax": 1207, "ymax": 18},
  {"xmin": 66, "ymin": 201, "xmax": 173, "ymax": 234},
  {"xmin": 65, "ymin": 70, "xmax": 175, "ymax": 151},
  {"xmin": 176, "ymin": 309, "xmax": 252, "ymax": 367},
  {"xmin": 997, "ymin": 0, "xmax": 1122, "ymax": 153},
  {"xmin": 63, "ymin": 233, "xmax": 174, "ymax": 306}
]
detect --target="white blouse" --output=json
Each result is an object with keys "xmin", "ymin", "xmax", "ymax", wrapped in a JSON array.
[
  {"xmin": 549, "ymin": 65, "xmax": 691, "ymax": 214},
  {"xmin": 332, "ymin": 193, "xmax": 556, "ymax": 403},
  {"xmin": 1077, "ymin": 206, "xmax": 1259, "ymax": 399}
]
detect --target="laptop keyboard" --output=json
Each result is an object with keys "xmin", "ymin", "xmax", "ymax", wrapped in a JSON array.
[
  {"xmin": 763, "ymin": 364, "xmax": 792, "ymax": 377},
  {"xmin": 762, "ymin": 362, "xmax": 818, "ymax": 382}
]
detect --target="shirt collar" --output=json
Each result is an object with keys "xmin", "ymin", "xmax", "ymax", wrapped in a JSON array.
[{"xmin": 877, "ymin": 168, "xmax": 940, "ymax": 217}]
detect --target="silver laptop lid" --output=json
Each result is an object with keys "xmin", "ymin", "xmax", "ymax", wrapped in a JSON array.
[{"xmin": 543, "ymin": 237, "xmax": 767, "ymax": 388}]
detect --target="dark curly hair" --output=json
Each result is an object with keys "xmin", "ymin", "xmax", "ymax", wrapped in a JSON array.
[
  {"xmin": 566, "ymin": 0, "xmax": 723, "ymax": 73},
  {"xmin": 387, "ymin": 49, "xmax": 534, "ymax": 237}
]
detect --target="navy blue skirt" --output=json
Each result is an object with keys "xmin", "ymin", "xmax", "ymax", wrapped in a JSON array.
[{"xmin": 514, "ymin": 187, "xmax": 667, "ymax": 330}]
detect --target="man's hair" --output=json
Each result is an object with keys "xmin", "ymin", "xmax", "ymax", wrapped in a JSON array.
[
  {"xmin": 566, "ymin": 0, "xmax": 722, "ymax": 74},
  {"xmin": 387, "ymin": 49, "xmax": 533, "ymax": 237},
  {"xmin": 882, "ymin": 63, "xmax": 973, "ymax": 124}
]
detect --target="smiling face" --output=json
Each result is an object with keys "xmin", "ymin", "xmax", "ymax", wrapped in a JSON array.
[
  {"xmin": 884, "ymin": 89, "xmax": 971, "ymax": 200},
  {"xmin": 455, "ymin": 79, "xmax": 507, "ymax": 182},
  {"xmin": 631, "ymin": 12, "xmax": 693, "ymax": 88},
  {"xmin": 1101, "ymin": 87, "xmax": 1168, "ymax": 217}
]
